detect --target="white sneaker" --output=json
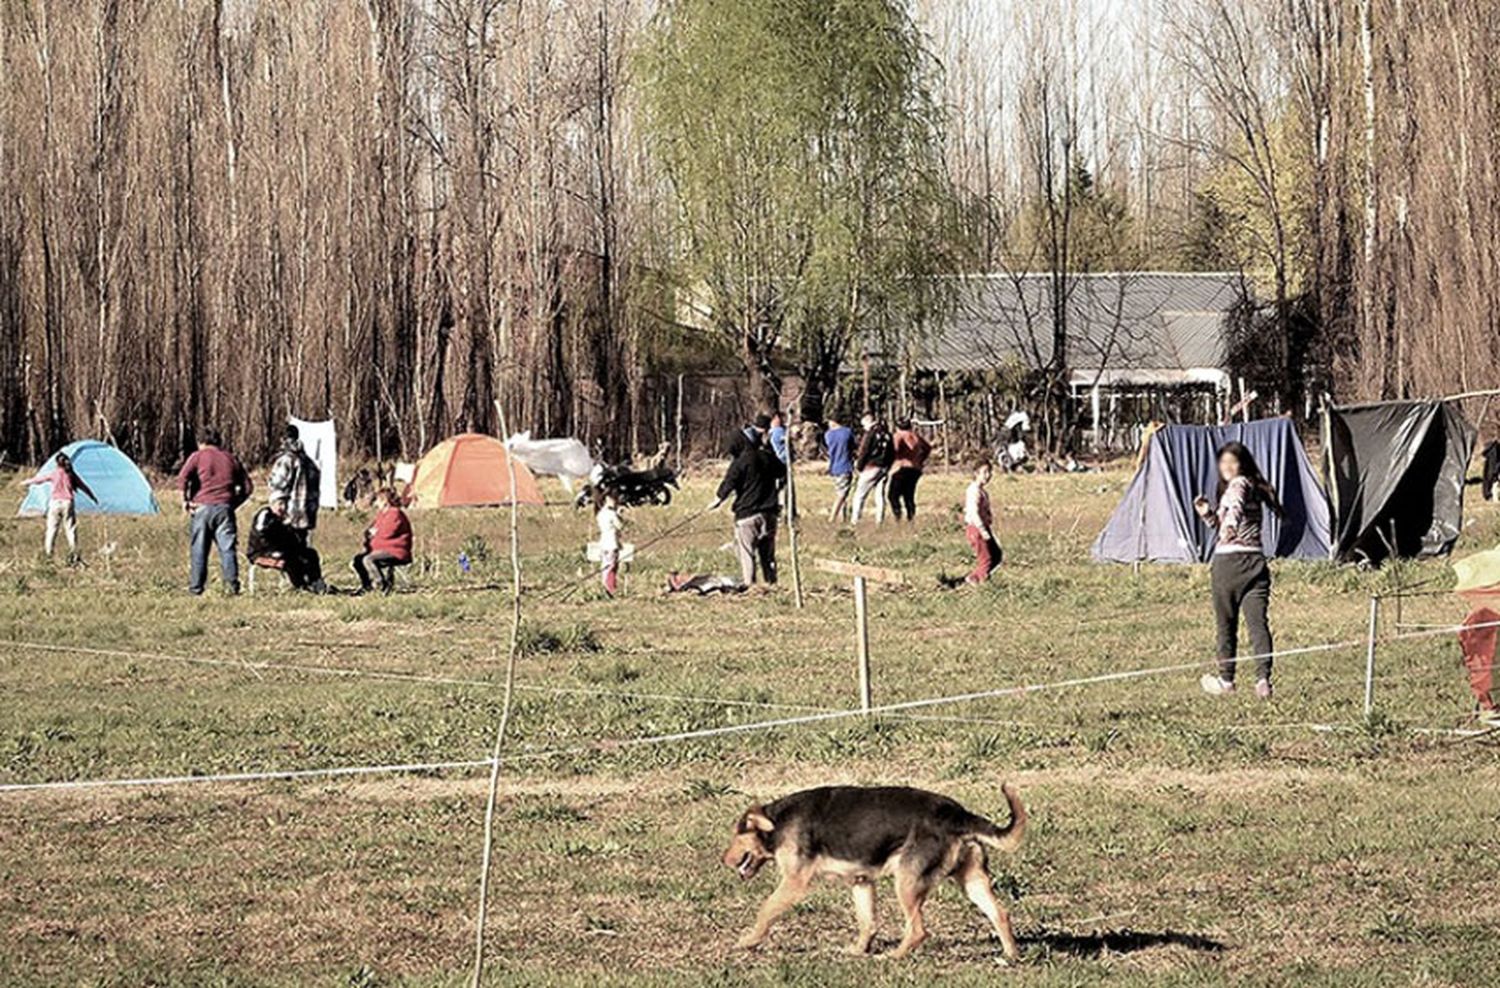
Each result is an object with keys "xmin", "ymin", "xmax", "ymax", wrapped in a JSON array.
[{"xmin": 1200, "ymin": 673, "xmax": 1236, "ymax": 696}]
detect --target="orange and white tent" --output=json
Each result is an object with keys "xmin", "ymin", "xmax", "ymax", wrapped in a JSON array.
[{"xmin": 405, "ymin": 433, "xmax": 544, "ymax": 509}]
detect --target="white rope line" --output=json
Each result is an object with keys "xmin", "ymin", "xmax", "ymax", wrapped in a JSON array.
[
  {"xmin": 0, "ymin": 635, "xmax": 1375, "ymax": 795},
  {"xmin": 0, "ymin": 758, "xmax": 494, "ymax": 793},
  {"xmin": 0, "ymin": 638, "xmax": 1061, "ymax": 732},
  {"xmin": 471, "ymin": 638, "xmax": 1373, "ymax": 758},
  {"xmin": 0, "ymin": 639, "xmax": 829, "ymax": 712}
]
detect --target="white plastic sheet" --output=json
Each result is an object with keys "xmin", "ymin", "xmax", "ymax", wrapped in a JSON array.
[
  {"xmin": 289, "ymin": 417, "xmax": 338, "ymax": 508},
  {"xmin": 504, "ymin": 432, "xmax": 595, "ymax": 488}
]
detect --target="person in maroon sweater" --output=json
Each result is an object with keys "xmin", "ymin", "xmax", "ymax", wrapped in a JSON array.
[
  {"xmin": 352, "ymin": 488, "xmax": 413, "ymax": 594},
  {"xmin": 178, "ymin": 429, "xmax": 252, "ymax": 595}
]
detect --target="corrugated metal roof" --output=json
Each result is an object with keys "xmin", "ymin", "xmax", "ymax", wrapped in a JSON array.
[{"xmin": 917, "ymin": 272, "xmax": 1248, "ymax": 375}]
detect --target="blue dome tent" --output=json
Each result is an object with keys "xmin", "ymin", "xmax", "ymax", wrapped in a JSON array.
[
  {"xmin": 17, "ymin": 440, "xmax": 160, "ymax": 517},
  {"xmin": 1092, "ymin": 418, "xmax": 1331, "ymax": 564}
]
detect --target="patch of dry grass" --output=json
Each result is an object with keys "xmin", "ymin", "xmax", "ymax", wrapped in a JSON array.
[{"xmin": 0, "ymin": 463, "xmax": 1497, "ymax": 985}]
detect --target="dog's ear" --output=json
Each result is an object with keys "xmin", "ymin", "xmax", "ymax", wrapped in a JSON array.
[{"xmin": 742, "ymin": 805, "xmax": 775, "ymax": 833}]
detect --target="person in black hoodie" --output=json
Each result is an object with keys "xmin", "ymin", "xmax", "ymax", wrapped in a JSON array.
[
  {"xmin": 709, "ymin": 437, "xmax": 787, "ymax": 586},
  {"xmin": 726, "ymin": 413, "xmax": 772, "ymax": 459}
]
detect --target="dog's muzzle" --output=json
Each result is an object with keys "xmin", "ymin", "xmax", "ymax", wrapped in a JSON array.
[{"xmin": 734, "ymin": 852, "xmax": 762, "ymax": 881}]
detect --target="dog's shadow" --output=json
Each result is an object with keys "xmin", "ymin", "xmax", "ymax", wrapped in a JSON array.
[{"xmin": 1028, "ymin": 927, "xmax": 1227, "ymax": 958}]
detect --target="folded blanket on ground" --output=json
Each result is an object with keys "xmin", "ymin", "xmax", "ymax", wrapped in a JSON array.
[{"xmin": 666, "ymin": 572, "xmax": 745, "ymax": 596}]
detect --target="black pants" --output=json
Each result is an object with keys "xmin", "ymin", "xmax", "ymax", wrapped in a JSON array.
[
  {"xmin": 253, "ymin": 547, "xmax": 322, "ymax": 590},
  {"xmin": 353, "ymin": 550, "xmax": 405, "ymax": 592},
  {"xmin": 888, "ymin": 469, "xmax": 922, "ymax": 520},
  {"xmin": 1212, "ymin": 553, "xmax": 1273, "ymax": 682}
]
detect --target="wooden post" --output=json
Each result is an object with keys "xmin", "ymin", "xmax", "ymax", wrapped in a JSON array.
[
  {"xmin": 675, "ymin": 372, "xmax": 684, "ymax": 474},
  {"xmin": 374, "ymin": 401, "xmax": 383, "ymax": 475},
  {"xmin": 784, "ymin": 426, "xmax": 804, "ymax": 609},
  {"xmin": 1364, "ymin": 595, "xmax": 1380, "ymax": 719},
  {"xmin": 853, "ymin": 575, "xmax": 871, "ymax": 711},
  {"xmin": 815, "ymin": 558, "xmax": 905, "ymax": 713},
  {"xmin": 937, "ymin": 372, "xmax": 951, "ymax": 470}
]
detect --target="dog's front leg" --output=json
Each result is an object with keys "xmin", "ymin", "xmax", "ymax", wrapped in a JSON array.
[
  {"xmin": 736, "ymin": 873, "xmax": 810, "ymax": 950},
  {"xmin": 848, "ymin": 881, "xmax": 877, "ymax": 954}
]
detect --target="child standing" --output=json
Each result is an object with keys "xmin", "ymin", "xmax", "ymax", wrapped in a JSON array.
[
  {"xmin": 17, "ymin": 451, "xmax": 97, "ymax": 560},
  {"xmin": 596, "ymin": 493, "xmax": 623, "ymax": 596},
  {"xmin": 963, "ymin": 460, "xmax": 1001, "ymax": 584}
]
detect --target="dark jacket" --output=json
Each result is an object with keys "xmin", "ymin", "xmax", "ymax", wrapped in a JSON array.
[
  {"xmin": 247, "ymin": 506, "xmax": 299, "ymax": 561},
  {"xmin": 725, "ymin": 426, "xmax": 761, "ymax": 459},
  {"xmin": 856, "ymin": 425, "xmax": 894, "ymax": 471},
  {"xmin": 717, "ymin": 447, "xmax": 786, "ymax": 519}
]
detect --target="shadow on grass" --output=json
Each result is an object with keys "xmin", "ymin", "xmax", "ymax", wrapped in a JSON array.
[{"xmin": 1029, "ymin": 927, "xmax": 1227, "ymax": 958}]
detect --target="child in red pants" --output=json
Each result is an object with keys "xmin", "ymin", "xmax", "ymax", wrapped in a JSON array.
[
  {"xmin": 596, "ymin": 494, "xmax": 623, "ymax": 595},
  {"xmin": 963, "ymin": 460, "xmax": 1002, "ymax": 584}
]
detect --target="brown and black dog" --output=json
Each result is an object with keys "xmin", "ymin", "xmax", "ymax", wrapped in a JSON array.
[{"xmin": 721, "ymin": 783, "xmax": 1026, "ymax": 960}]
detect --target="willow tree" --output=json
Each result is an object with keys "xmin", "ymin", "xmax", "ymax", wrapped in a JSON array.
[{"xmin": 639, "ymin": 0, "xmax": 963, "ymax": 415}]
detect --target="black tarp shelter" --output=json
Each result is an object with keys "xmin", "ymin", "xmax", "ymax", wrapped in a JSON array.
[{"xmin": 1322, "ymin": 400, "xmax": 1476, "ymax": 564}]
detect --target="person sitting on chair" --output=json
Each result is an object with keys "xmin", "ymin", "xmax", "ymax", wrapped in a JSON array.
[
  {"xmin": 247, "ymin": 495, "xmax": 325, "ymax": 592},
  {"xmin": 353, "ymin": 487, "xmax": 412, "ymax": 594}
]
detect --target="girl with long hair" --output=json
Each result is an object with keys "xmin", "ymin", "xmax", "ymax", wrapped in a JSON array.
[
  {"xmin": 17, "ymin": 451, "xmax": 97, "ymax": 561},
  {"xmin": 1194, "ymin": 442, "xmax": 1283, "ymax": 699}
]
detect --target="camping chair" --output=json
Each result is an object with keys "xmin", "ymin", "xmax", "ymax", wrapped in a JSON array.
[{"xmin": 246, "ymin": 554, "xmax": 291, "ymax": 594}]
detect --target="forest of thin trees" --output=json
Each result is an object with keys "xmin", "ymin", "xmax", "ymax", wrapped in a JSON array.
[{"xmin": 1, "ymin": 0, "xmax": 1496, "ymax": 467}]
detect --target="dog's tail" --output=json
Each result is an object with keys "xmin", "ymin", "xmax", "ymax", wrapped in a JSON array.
[{"xmin": 970, "ymin": 782, "xmax": 1027, "ymax": 853}]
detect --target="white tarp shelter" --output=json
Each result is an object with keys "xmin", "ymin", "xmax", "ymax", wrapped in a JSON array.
[{"xmin": 290, "ymin": 417, "xmax": 338, "ymax": 508}]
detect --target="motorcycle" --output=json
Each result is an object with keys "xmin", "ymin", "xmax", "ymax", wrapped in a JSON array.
[{"xmin": 574, "ymin": 462, "xmax": 679, "ymax": 510}]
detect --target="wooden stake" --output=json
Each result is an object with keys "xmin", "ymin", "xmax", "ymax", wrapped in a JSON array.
[
  {"xmin": 853, "ymin": 575, "xmax": 871, "ymax": 712},
  {"xmin": 1364, "ymin": 595, "xmax": 1380, "ymax": 719},
  {"xmin": 814, "ymin": 558, "xmax": 903, "ymax": 713},
  {"xmin": 784, "ymin": 432, "xmax": 804, "ymax": 609}
]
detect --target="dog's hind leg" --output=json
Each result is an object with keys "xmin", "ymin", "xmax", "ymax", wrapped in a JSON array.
[
  {"xmin": 957, "ymin": 849, "xmax": 1020, "ymax": 962},
  {"xmin": 889, "ymin": 870, "xmax": 932, "ymax": 959},
  {"xmin": 735, "ymin": 871, "xmax": 811, "ymax": 950},
  {"xmin": 848, "ymin": 881, "xmax": 877, "ymax": 954}
]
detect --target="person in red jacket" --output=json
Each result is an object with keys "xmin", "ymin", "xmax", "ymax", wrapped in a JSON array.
[{"xmin": 352, "ymin": 487, "xmax": 413, "ymax": 594}]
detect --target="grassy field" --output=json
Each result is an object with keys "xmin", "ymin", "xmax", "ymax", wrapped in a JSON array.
[{"xmin": 1, "ymin": 460, "xmax": 1497, "ymax": 987}]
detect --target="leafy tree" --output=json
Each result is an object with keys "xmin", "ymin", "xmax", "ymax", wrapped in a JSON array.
[{"xmin": 639, "ymin": 0, "xmax": 964, "ymax": 416}]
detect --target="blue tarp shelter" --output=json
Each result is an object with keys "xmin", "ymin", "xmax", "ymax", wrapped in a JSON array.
[
  {"xmin": 17, "ymin": 440, "xmax": 160, "ymax": 516},
  {"xmin": 1092, "ymin": 418, "xmax": 1330, "ymax": 563}
]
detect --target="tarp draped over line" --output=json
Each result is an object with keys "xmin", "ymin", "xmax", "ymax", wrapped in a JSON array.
[
  {"xmin": 289, "ymin": 417, "xmax": 338, "ymax": 509},
  {"xmin": 504, "ymin": 432, "xmax": 595, "ymax": 490},
  {"xmin": 1323, "ymin": 400, "xmax": 1475, "ymax": 564},
  {"xmin": 1092, "ymin": 418, "xmax": 1331, "ymax": 564}
]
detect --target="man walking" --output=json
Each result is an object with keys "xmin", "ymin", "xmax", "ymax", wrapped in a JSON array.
[
  {"xmin": 268, "ymin": 424, "xmax": 321, "ymax": 546},
  {"xmin": 849, "ymin": 412, "xmax": 894, "ymax": 524},
  {"xmin": 710, "ymin": 433, "xmax": 787, "ymax": 587},
  {"xmin": 888, "ymin": 419, "xmax": 932, "ymax": 521},
  {"xmin": 823, "ymin": 415, "xmax": 855, "ymax": 522},
  {"xmin": 178, "ymin": 429, "xmax": 252, "ymax": 595}
]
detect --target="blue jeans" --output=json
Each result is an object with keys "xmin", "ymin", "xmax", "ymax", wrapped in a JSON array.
[{"xmin": 189, "ymin": 504, "xmax": 240, "ymax": 594}]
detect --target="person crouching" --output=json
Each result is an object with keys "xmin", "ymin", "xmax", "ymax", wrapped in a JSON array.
[
  {"xmin": 247, "ymin": 495, "xmax": 325, "ymax": 592},
  {"xmin": 353, "ymin": 487, "xmax": 412, "ymax": 595}
]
